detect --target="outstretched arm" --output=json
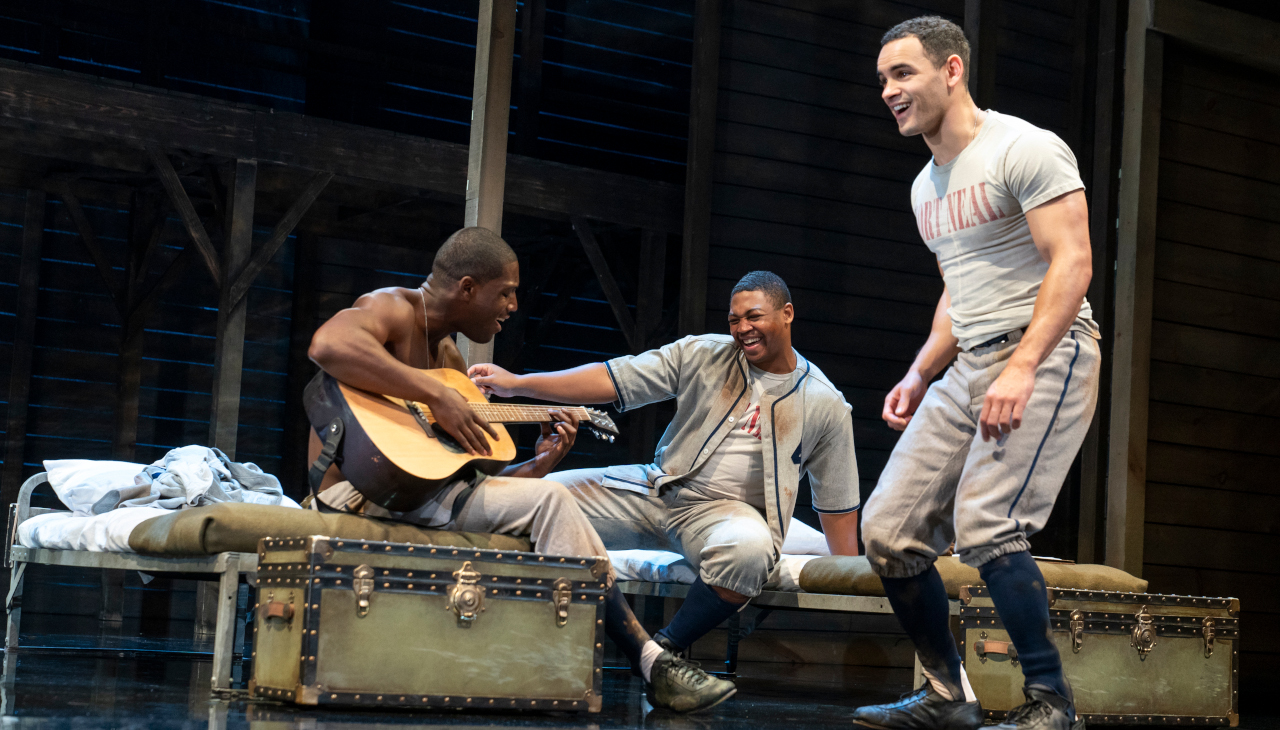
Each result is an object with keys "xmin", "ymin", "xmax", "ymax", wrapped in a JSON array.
[
  {"xmin": 978, "ymin": 189, "xmax": 1091, "ymax": 441},
  {"xmin": 468, "ymin": 362, "xmax": 618, "ymax": 404},
  {"xmin": 308, "ymin": 290, "xmax": 498, "ymax": 455}
]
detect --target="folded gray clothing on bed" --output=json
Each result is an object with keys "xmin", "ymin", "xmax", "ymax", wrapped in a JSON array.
[{"xmin": 92, "ymin": 445, "xmax": 284, "ymax": 513}]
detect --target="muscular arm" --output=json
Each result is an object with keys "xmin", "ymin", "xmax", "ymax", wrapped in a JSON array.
[
  {"xmin": 978, "ymin": 189, "xmax": 1092, "ymax": 440},
  {"xmin": 308, "ymin": 290, "xmax": 498, "ymax": 455},
  {"xmin": 819, "ymin": 511, "xmax": 861, "ymax": 556},
  {"xmin": 469, "ymin": 362, "xmax": 618, "ymax": 404}
]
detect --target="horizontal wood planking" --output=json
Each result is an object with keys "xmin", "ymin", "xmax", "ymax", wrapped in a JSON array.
[
  {"xmin": 1144, "ymin": 523, "xmax": 1280, "ymax": 575},
  {"xmin": 1149, "ymin": 361, "xmax": 1280, "ymax": 419},
  {"xmin": 710, "ymin": 217, "xmax": 937, "ymax": 275},
  {"xmin": 1160, "ymin": 118, "xmax": 1280, "ymax": 184},
  {"xmin": 1145, "ymin": 441, "xmax": 1280, "ymax": 497},
  {"xmin": 1149, "ymin": 321, "xmax": 1280, "ymax": 379},
  {"xmin": 1143, "ymin": 564, "xmax": 1279, "ymax": 614},
  {"xmin": 1145, "ymin": 482, "xmax": 1280, "ymax": 536},
  {"xmin": 1153, "ymin": 280, "xmax": 1280, "ymax": 338},
  {"xmin": 1158, "ymin": 160, "xmax": 1280, "ymax": 225},
  {"xmin": 1155, "ymin": 239, "xmax": 1280, "ymax": 300},
  {"xmin": 1147, "ymin": 401, "xmax": 1280, "ymax": 457}
]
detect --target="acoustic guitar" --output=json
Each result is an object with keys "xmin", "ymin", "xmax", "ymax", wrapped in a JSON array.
[{"xmin": 303, "ymin": 370, "xmax": 618, "ymax": 512}]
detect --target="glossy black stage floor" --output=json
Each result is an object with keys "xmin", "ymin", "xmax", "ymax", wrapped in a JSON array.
[{"xmin": 0, "ymin": 634, "xmax": 1276, "ymax": 729}]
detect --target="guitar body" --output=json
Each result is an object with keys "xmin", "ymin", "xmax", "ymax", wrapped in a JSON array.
[{"xmin": 303, "ymin": 370, "xmax": 515, "ymax": 512}]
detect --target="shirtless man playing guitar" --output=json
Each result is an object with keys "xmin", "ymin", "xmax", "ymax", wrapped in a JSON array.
[{"xmin": 305, "ymin": 226, "xmax": 735, "ymax": 713}]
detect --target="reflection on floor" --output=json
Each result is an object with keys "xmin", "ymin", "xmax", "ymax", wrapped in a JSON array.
[{"xmin": 0, "ymin": 636, "xmax": 1275, "ymax": 729}]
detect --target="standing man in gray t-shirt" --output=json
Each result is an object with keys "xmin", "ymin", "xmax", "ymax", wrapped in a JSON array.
[{"xmin": 852, "ymin": 16, "xmax": 1099, "ymax": 730}]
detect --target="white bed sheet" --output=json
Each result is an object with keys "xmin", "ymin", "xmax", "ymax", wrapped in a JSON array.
[{"xmin": 608, "ymin": 549, "xmax": 817, "ymax": 591}]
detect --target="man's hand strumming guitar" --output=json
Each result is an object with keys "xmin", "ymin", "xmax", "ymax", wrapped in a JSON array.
[{"xmin": 427, "ymin": 384, "xmax": 500, "ymax": 456}]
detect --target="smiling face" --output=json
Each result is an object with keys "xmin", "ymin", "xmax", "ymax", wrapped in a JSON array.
[
  {"xmin": 727, "ymin": 290, "xmax": 794, "ymax": 371},
  {"xmin": 456, "ymin": 261, "xmax": 520, "ymax": 343},
  {"xmin": 877, "ymin": 36, "xmax": 963, "ymax": 138}
]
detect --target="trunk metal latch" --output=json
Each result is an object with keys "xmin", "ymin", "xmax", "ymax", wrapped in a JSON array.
[
  {"xmin": 1131, "ymin": 606, "xmax": 1157, "ymax": 660},
  {"xmin": 552, "ymin": 578, "xmax": 572, "ymax": 628},
  {"xmin": 1203, "ymin": 617, "xmax": 1216, "ymax": 658},
  {"xmin": 353, "ymin": 564, "xmax": 375, "ymax": 618},
  {"xmin": 446, "ymin": 561, "xmax": 486, "ymax": 627},
  {"xmin": 1069, "ymin": 609, "xmax": 1085, "ymax": 653}
]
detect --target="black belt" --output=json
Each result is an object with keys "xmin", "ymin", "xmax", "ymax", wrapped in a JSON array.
[{"xmin": 973, "ymin": 328, "xmax": 1024, "ymax": 350}]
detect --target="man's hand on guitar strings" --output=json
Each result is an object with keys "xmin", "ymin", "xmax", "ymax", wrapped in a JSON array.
[
  {"xmin": 468, "ymin": 363, "xmax": 519, "ymax": 398},
  {"xmin": 430, "ymin": 386, "xmax": 500, "ymax": 456},
  {"xmin": 531, "ymin": 409, "xmax": 580, "ymax": 474}
]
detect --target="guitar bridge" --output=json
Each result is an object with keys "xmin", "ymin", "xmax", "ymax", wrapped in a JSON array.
[{"xmin": 405, "ymin": 401, "xmax": 436, "ymax": 439}]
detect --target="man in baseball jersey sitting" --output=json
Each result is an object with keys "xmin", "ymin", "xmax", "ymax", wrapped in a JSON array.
[{"xmin": 469, "ymin": 271, "xmax": 861, "ymax": 709}]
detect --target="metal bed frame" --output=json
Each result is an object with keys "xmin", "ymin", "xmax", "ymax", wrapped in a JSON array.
[{"xmin": 4, "ymin": 473, "xmax": 257, "ymax": 691}]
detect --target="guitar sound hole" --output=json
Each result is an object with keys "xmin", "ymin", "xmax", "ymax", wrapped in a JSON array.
[{"xmin": 430, "ymin": 424, "xmax": 467, "ymax": 454}]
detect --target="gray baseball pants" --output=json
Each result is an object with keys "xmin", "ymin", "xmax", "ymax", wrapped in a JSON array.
[
  {"xmin": 545, "ymin": 469, "xmax": 776, "ymax": 598},
  {"xmin": 863, "ymin": 330, "xmax": 1101, "ymax": 578}
]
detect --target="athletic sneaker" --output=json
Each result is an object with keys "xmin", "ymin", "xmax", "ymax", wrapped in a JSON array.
[
  {"xmin": 991, "ymin": 684, "xmax": 1085, "ymax": 730},
  {"xmin": 647, "ymin": 651, "xmax": 737, "ymax": 713},
  {"xmin": 851, "ymin": 684, "xmax": 983, "ymax": 730}
]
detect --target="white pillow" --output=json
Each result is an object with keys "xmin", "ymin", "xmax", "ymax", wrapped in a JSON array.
[
  {"xmin": 43, "ymin": 460, "xmax": 148, "ymax": 515},
  {"xmin": 781, "ymin": 517, "xmax": 831, "ymax": 556}
]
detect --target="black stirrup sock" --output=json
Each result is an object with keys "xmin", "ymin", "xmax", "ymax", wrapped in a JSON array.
[
  {"xmin": 979, "ymin": 551, "xmax": 1070, "ymax": 700},
  {"xmin": 603, "ymin": 584, "xmax": 649, "ymax": 672},
  {"xmin": 882, "ymin": 565, "xmax": 966, "ymax": 699},
  {"xmin": 655, "ymin": 576, "xmax": 745, "ymax": 651}
]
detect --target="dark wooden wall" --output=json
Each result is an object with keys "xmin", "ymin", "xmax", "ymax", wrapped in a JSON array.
[
  {"xmin": 1141, "ymin": 44, "xmax": 1280, "ymax": 681},
  {"xmin": 705, "ymin": 0, "xmax": 1097, "ymax": 539}
]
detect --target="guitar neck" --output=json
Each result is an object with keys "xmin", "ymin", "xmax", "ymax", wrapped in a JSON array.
[{"xmin": 467, "ymin": 403, "xmax": 591, "ymax": 425}]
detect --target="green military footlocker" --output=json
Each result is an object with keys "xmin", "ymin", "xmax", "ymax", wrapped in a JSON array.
[
  {"xmin": 961, "ymin": 585, "xmax": 1239, "ymax": 726},
  {"xmin": 249, "ymin": 536, "xmax": 608, "ymax": 711}
]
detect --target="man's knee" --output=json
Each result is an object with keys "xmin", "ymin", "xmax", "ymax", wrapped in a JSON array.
[{"xmin": 701, "ymin": 526, "xmax": 774, "ymax": 594}]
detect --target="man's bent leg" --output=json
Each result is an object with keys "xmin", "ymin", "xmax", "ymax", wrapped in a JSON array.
[
  {"xmin": 955, "ymin": 334, "xmax": 1100, "ymax": 725},
  {"xmin": 655, "ymin": 498, "xmax": 773, "ymax": 652},
  {"xmin": 860, "ymin": 364, "xmax": 976, "ymax": 704}
]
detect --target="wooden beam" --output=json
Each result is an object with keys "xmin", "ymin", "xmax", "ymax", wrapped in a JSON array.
[
  {"xmin": 148, "ymin": 146, "xmax": 222, "ymax": 288},
  {"xmin": 0, "ymin": 64, "xmax": 681, "ymax": 232},
  {"xmin": 1107, "ymin": 0, "xmax": 1163, "ymax": 577},
  {"xmin": 459, "ymin": 0, "xmax": 517, "ymax": 368},
  {"xmin": 573, "ymin": 217, "xmax": 639, "ymax": 353},
  {"xmin": 283, "ymin": 231, "xmax": 319, "ymax": 500},
  {"xmin": 514, "ymin": 0, "xmax": 547, "ymax": 156},
  {"xmin": 227, "ymin": 170, "xmax": 331, "ymax": 310},
  {"xmin": 1150, "ymin": 0, "xmax": 1280, "ymax": 76},
  {"xmin": 632, "ymin": 230, "xmax": 667, "ymax": 462},
  {"xmin": 679, "ymin": 0, "xmax": 722, "ymax": 337},
  {"xmin": 964, "ymin": 0, "xmax": 1000, "ymax": 109},
  {"xmin": 1079, "ymin": 0, "xmax": 1124, "ymax": 565},
  {"xmin": 113, "ymin": 189, "xmax": 158, "ymax": 462},
  {"xmin": 1, "ymin": 190, "xmax": 45, "ymax": 504},
  {"xmin": 58, "ymin": 191, "xmax": 126, "ymax": 315},
  {"xmin": 208, "ymin": 159, "xmax": 256, "ymax": 458}
]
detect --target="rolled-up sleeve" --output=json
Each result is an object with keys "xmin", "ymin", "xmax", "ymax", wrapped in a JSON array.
[
  {"xmin": 807, "ymin": 405, "xmax": 860, "ymax": 514},
  {"xmin": 604, "ymin": 337, "xmax": 690, "ymax": 413}
]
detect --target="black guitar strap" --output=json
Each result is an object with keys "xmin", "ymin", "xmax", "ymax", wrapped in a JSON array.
[{"xmin": 308, "ymin": 418, "xmax": 344, "ymax": 512}]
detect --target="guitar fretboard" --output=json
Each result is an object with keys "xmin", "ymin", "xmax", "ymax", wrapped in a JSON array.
[{"xmin": 467, "ymin": 404, "xmax": 590, "ymax": 424}]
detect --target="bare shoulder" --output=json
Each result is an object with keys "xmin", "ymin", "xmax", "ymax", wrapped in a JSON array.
[{"xmin": 350, "ymin": 286, "xmax": 418, "ymax": 332}]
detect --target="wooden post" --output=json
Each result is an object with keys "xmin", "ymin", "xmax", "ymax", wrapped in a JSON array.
[
  {"xmin": 1106, "ymin": 0, "xmax": 1163, "ymax": 577},
  {"xmin": 679, "ymin": 0, "xmax": 722, "ymax": 337},
  {"xmin": 632, "ymin": 230, "xmax": 666, "ymax": 462},
  {"xmin": 284, "ymin": 231, "xmax": 320, "ymax": 499},
  {"xmin": 1, "ymin": 191, "xmax": 45, "ymax": 505},
  {"xmin": 1078, "ymin": 0, "xmax": 1123, "ymax": 565},
  {"xmin": 458, "ymin": 0, "xmax": 517, "ymax": 367},
  {"xmin": 515, "ymin": 0, "xmax": 546, "ymax": 156},
  {"xmin": 113, "ymin": 190, "xmax": 161, "ymax": 462},
  {"xmin": 209, "ymin": 160, "xmax": 256, "ymax": 458},
  {"xmin": 964, "ymin": 0, "xmax": 1000, "ymax": 110}
]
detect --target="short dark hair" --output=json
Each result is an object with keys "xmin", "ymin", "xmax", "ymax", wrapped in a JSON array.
[
  {"xmin": 881, "ymin": 16, "xmax": 970, "ymax": 82},
  {"xmin": 431, "ymin": 227, "xmax": 518, "ymax": 284},
  {"xmin": 731, "ymin": 271, "xmax": 791, "ymax": 310}
]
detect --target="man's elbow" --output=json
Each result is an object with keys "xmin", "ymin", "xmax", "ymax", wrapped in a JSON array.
[{"xmin": 308, "ymin": 330, "xmax": 337, "ymax": 369}]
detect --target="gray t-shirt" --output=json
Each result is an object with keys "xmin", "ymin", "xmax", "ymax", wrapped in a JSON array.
[{"xmin": 910, "ymin": 111, "xmax": 1099, "ymax": 350}]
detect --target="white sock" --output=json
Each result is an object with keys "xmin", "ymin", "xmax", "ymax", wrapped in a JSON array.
[
  {"xmin": 923, "ymin": 666, "xmax": 977, "ymax": 703},
  {"xmin": 639, "ymin": 639, "xmax": 665, "ymax": 682}
]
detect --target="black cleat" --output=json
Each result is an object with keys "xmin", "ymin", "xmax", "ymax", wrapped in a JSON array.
[
  {"xmin": 852, "ymin": 685, "xmax": 983, "ymax": 730},
  {"xmin": 647, "ymin": 651, "xmax": 736, "ymax": 713},
  {"xmin": 991, "ymin": 684, "xmax": 1084, "ymax": 730}
]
